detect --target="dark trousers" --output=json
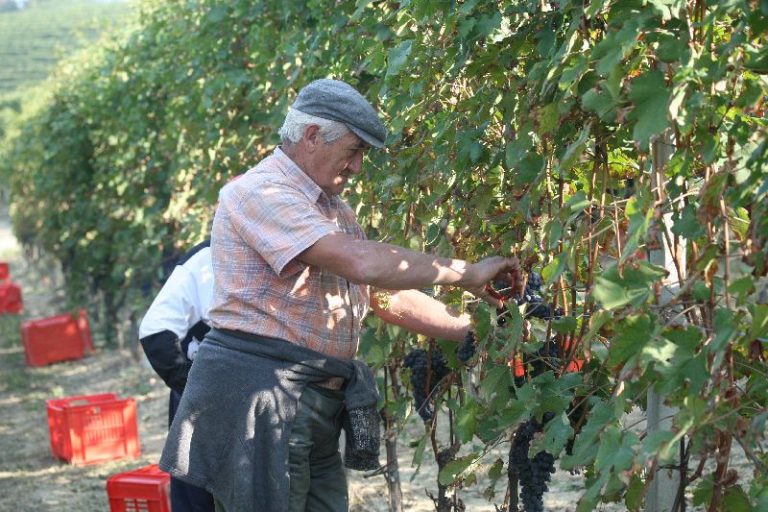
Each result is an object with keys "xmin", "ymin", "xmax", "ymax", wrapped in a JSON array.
[
  {"xmin": 209, "ymin": 386, "xmax": 349, "ymax": 512},
  {"xmin": 169, "ymin": 389, "xmax": 216, "ymax": 512},
  {"xmin": 287, "ymin": 385, "xmax": 348, "ymax": 512}
]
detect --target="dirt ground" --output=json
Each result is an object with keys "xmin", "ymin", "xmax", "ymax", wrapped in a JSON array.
[{"xmin": 0, "ymin": 201, "xmax": 754, "ymax": 511}]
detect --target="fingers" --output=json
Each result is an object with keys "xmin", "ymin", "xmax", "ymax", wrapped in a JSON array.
[
  {"xmin": 472, "ymin": 286, "xmax": 504, "ymax": 308},
  {"xmin": 464, "ymin": 256, "xmax": 523, "ymax": 306},
  {"xmin": 490, "ymin": 257, "xmax": 521, "ymax": 295},
  {"xmin": 502, "ymin": 258, "xmax": 521, "ymax": 294}
]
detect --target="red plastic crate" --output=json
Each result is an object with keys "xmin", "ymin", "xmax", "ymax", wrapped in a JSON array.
[
  {"xmin": 0, "ymin": 262, "xmax": 8, "ymax": 280},
  {"xmin": 46, "ymin": 393, "xmax": 141, "ymax": 465},
  {"xmin": 0, "ymin": 281, "xmax": 23, "ymax": 314},
  {"xmin": 106, "ymin": 464, "xmax": 171, "ymax": 512},
  {"xmin": 20, "ymin": 309, "xmax": 93, "ymax": 366}
]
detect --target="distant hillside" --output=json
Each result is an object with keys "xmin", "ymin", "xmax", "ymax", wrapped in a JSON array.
[{"xmin": 0, "ymin": 0, "xmax": 133, "ymax": 94}]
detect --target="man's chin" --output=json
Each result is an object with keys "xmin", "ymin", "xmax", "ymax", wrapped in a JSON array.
[
  {"xmin": 331, "ymin": 180, "xmax": 348, "ymax": 194},
  {"xmin": 324, "ymin": 186, "xmax": 343, "ymax": 197}
]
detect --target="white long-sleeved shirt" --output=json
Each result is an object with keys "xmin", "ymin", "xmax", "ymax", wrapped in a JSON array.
[{"xmin": 139, "ymin": 246, "xmax": 214, "ymax": 359}]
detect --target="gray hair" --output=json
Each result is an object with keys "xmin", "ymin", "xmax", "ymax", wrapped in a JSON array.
[{"xmin": 278, "ymin": 108, "xmax": 350, "ymax": 145}]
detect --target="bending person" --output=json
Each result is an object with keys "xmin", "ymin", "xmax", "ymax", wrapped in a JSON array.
[
  {"xmin": 160, "ymin": 78, "xmax": 519, "ymax": 512},
  {"xmin": 139, "ymin": 240, "xmax": 215, "ymax": 512}
]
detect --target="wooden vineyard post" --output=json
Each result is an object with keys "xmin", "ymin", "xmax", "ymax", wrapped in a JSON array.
[
  {"xmin": 645, "ymin": 128, "xmax": 686, "ymax": 512},
  {"xmin": 383, "ymin": 365, "xmax": 404, "ymax": 512}
]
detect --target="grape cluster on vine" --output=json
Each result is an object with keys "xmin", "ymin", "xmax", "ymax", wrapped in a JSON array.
[
  {"xmin": 403, "ymin": 348, "xmax": 451, "ymax": 422},
  {"xmin": 517, "ymin": 271, "xmax": 563, "ymax": 321},
  {"xmin": 508, "ymin": 415, "xmax": 556, "ymax": 512},
  {"xmin": 528, "ymin": 336, "xmax": 560, "ymax": 376},
  {"xmin": 494, "ymin": 271, "xmax": 563, "ymax": 327},
  {"xmin": 457, "ymin": 330, "xmax": 476, "ymax": 364}
]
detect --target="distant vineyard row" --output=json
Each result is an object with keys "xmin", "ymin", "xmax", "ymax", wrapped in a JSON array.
[{"xmin": 0, "ymin": 0, "xmax": 130, "ymax": 94}]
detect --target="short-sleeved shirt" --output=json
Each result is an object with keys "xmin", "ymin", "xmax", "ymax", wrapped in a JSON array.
[{"xmin": 208, "ymin": 148, "xmax": 370, "ymax": 360}]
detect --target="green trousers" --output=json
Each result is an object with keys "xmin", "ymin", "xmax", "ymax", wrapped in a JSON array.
[
  {"xmin": 287, "ymin": 384, "xmax": 348, "ymax": 511},
  {"xmin": 214, "ymin": 385, "xmax": 348, "ymax": 512}
]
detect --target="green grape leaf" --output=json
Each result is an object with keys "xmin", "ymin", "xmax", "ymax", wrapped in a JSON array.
[
  {"xmin": 438, "ymin": 453, "xmax": 477, "ymax": 486},
  {"xmin": 620, "ymin": 194, "xmax": 653, "ymax": 264},
  {"xmin": 671, "ymin": 203, "xmax": 705, "ymax": 239},
  {"xmin": 723, "ymin": 485, "xmax": 753, "ymax": 512},
  {"xmin": 531, "ymin": 411, "xmax": 572, "ymax": 456},
  {"xmin": 608, "ymin": 314, "xmax": 656, "ymax": 366},
  {"xmin": 745, "ymin": 47, "xmax": 768, "ymax": 74},
  {"xmin": 455, "ymin": 400, "xmax": 479, "ymax": 443},
  {"xmin": 594, "ymin": 426, "xmax": 637, "ymax": 475},
  {"xmin": 593, "ymin": 262, "xmax": 666, "ymax": 310},
  {"xmin": 751, "ymin": 304, "xmax": 768, "ymax": 339},
  {"xmin": 551, "ymin": 315, "xmax": 577, "ymax": 334},
  {"xmin": 557, "ymin": 124, "xmax": 591, "ymax": 174},
  {"xmin": 537, "ymin": 103, "xmax": 559, "ymax": 136},
  {"xmin": 515, "ymin": 152, "xmax": 544, "ymax": 186},
  {"xmin": 581, "ymin": 79, "xmax": 619, "ymax": 121},
  {"xmin": 710, "ymin": 308, "xmax": 737, "ymax": 353},
  {"xmin": 387, "ymin": 40, "xmax": 414, "ymax": 77},
  {"xmin": 693, "ymin": 281, "xmax": 711, "ymax": 302},
  {"xmin": 628, "ymin": 70, "xmax": 671, "ymax": 147}
]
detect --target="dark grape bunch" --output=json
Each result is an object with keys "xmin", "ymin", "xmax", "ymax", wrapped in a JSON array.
[
  {"xmin": 528, "ymin": 336, "xmax": 559, "ymax": 376},
  {"xmin": 517, "ymin": 271, "xmax": 563, "ymax": 321},
  {"xmin": 494, "ymin": 271, "xmax": 563, "ymax": 327},
  {"xmin": 508, "ymin": 416, "xmax": 556, "ymax": 512},
  {"xmin": 457, "ymin": 330, "xmax": 476, "ymax": 363},
  {"xmin": 436, "ymin": 446, "xmax": 455, "ymax": 469},
  {"xmin": 565, "ymin": 399, "xmax": 588, "ymax": 458},
  {"xmin": 403, "ymin": 348, "xmax": 451, "ymax": 422}
]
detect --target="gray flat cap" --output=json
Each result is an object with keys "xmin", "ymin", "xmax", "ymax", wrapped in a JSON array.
[{"xmin": 291, "ymin": 79, "xmax": 388, "ymax": 148}]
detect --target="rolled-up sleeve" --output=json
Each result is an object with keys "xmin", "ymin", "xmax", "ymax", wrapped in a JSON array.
[{"xmin": 222, "ymin": 183, "xmax": 340, "ymax": 276}]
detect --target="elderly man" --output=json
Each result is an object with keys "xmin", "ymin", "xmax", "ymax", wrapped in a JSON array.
[{"xmin": 160, "ymin": 79, "xmax": 518, "ymax": 512}]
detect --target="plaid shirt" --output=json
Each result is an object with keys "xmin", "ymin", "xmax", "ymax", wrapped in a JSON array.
[{"xmin": 208, "ymin": 148, "xmax": 370, "ymax": 360}]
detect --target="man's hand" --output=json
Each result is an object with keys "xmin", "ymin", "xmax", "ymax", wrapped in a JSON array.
[{"xmin": 461, "ymin": 256, "xmax": 521, "ymax": 308}]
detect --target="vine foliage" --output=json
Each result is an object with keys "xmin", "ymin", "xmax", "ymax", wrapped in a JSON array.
[{"xmin": 1, "ymin": 0, "xmax": 766, "ymax": 510}]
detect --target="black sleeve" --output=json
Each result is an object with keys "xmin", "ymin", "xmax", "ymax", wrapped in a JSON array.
[
  {"xmin": 140, "ymin": 330, "xmax": 192, "ymax": 394},
  {"xmin": 179, "ymin": 320, "xmax": 211, "ymax": 360}
]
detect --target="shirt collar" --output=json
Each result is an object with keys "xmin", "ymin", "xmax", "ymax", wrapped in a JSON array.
[{"xmin": 273, "ymin": 147, "xmax": 329, "ymax": 205}]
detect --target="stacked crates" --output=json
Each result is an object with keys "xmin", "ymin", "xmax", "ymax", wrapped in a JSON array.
[
  {"xmin": 46, "ymin": 393, "xmax": 140, "ymax": 465},
  {"xmin": 106, "ymin": 464, "xmax": 171, "ymax": 512},
  {"xmin": 21, "ymin": 309, "xmax": 93, "ymax": 366}
]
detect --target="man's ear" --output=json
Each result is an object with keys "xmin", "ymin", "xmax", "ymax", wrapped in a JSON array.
[{"xmin": 303, "ymin": 124, "xmax": 321, "ymax": 152}]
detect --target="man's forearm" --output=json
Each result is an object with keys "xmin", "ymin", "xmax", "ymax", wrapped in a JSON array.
[
  {"xmin": 353, "ymin": 240, "xmax": 471, "ymax": 288},
  {"xmin": 371, "ymin": 288, "xmax": 470, "ymax": 342},
  {"xmin": 139, "ymin": 330, "xmax": 191, "ymax": 393},
  {"xmin": 299, "ymin": 233, "xmax": 514, "ymax": 292}
]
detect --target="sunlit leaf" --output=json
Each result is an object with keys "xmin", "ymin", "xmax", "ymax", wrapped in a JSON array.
[
  {"xmin": 751, "ymin": 304, "xmax": 768, "ymax": 339},
  {"xmin": 593, "ymin": 262, "xmax": 666, "ymax": 310}
]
